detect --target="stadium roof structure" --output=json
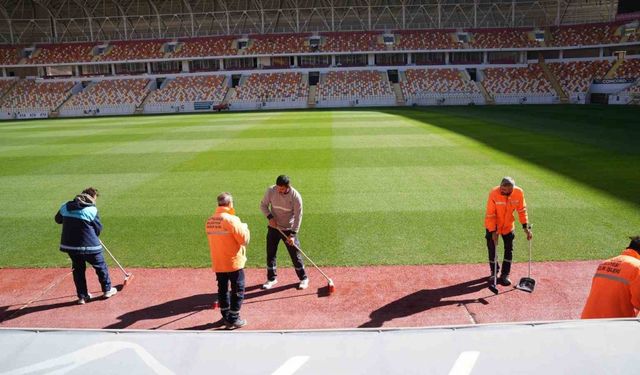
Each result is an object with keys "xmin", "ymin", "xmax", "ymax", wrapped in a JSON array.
[{"xmin": 0, "ymin": 0, "xmax": 620, "ymax": 44}]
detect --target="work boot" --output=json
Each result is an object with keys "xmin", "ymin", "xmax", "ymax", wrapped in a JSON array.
[
  {"xmin": 261, "ymin": 279, "xmax": 278, "ymax": 289},
  {"xmin": 498, "ymin": 275, "xmax": 512, "ymax": 286},
  {"xmin": 298, "ymin": 278, "xmax": 309, "ymax": 290}
]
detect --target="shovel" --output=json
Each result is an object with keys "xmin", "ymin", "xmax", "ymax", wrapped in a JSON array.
[{"xmin": 516, "ymin": 238, "xmax": 536, "ymax": 293}]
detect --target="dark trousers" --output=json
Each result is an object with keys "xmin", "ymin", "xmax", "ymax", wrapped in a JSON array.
[
  {"xmin": 68, "ymin": 252, "xmax": 112, "ymax": 299},
  {"xmin": 216, "ymin": 269, "xmax": 245, "ymax": 323},
  {"xmin": 266, "ymin": 226, "xmax": 307, "ymax": 281},
  {"xmin": 485, "ymin": 230, "xmax": 514, "ymax": 276}
]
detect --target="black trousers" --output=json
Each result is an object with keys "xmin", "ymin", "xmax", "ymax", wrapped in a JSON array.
[
  {"xmin": 266, "ymin": 226, "xmax": 307, "ymax": 281},
  {"xmin": 485, "ymin": 230, "xmax": 514, "ymax": 276},
  {"xmin": 69, "ymin": 252, "xmax": 112, "ymax": 298},
  {"xmin": 216, "ymin": 269, "xmax": 245, "ymax": 323}
]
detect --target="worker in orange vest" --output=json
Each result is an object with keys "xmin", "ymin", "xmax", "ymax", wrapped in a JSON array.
[
  {"xmin": 484, "ymin": 177, "xmax": 532, "ymax": 286},
  {"xmin": 582, "ymin": 236, "xmax": 640, "ymax": 319},
  {"xmin": 206, "ymin": 192, "xmax": 250, "ymax": 329}
]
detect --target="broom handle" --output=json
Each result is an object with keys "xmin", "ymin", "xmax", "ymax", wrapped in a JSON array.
[
  {"xmin": 275, "ymin": 227, "xmax": 331, "ymax": 282},
  {"xmin": 528, "ymin": 238, "xmax": 532, "ymax": 278},
  {"xmin": 100, "ymin": 239, "xmax": 129, "ymax": 276},
  {"xmin": 493, "ymin": 237, "xmax": 498, "ymax": 286}
]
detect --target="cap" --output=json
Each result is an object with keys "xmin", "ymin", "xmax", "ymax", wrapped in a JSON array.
[{"xmin": 500, "ymin": 176, "xmax": 515, "ymax": 186}]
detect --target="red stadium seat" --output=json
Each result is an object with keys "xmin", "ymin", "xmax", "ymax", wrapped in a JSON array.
[
  {"xmin": 401, "ymin": 68, "xmax": 480, "ymax": 98},
  {"xmin": 97, "ymin": 40, "xmax": 167, "ymax": 61},
  {"xmin": 232, "ymin": 72, "xmax": 308, "ymax": 102},
  {"xmin": 30, "ymin": 43, "xmax": 96, "ymax": 64},
  {"xmin": 147, "ymin": 76, "xmax": 227, "ymax": 104},
  {"xmin": 317, "ymin": 70, "xmax": 393, "ymax": 101},
  {"xmin": 63, "ymin": 79, "xmax": 150, "ymax": 108},
  {"xmin": 173, "ymin": 36, "xmax": 237, "ymax": 58},
  {"xmin": 483, "ymin": 64, "xmax": 553, "ymax": 95},
  {"xmin": 1, "ymin": 80, "xmax": 74, "ymax": 111}
]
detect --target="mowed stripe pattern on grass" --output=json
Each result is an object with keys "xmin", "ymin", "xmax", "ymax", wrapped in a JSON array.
[{"xmin": 0, "ymin": 107, "xmax": 639, "ymax": 268}]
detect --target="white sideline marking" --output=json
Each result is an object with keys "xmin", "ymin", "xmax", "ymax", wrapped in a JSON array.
[
  {"xmin": 271, "ymin": 356, "xmax": 310, "ymax": 375},
  {"xmin": 0, "ymin": 341, "xmax": 174, "ymax": 375},
  {"xmin": 448, "ymin": 351, "xmax": 480, "ymax": 375}
]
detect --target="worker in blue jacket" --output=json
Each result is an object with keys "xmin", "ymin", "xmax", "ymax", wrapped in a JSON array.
[{"xmin": 55, "ymin": 187, "xmax": 117, "ymax": 304}]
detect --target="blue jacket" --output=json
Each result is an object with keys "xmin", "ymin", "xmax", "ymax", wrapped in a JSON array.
[{"xmin": 55, "ymin": 196, "xmax": 103, "ymax": 254}]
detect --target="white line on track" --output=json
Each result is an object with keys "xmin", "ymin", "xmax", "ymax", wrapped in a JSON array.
[
  {"xmin": 448, "ymin": 351, "xmax": 480, "ymax": 375},
  {"xmin": 271, "ymin": 356, "xmax": 310, "ymax": 375},
  {"xmin": 0, "ymin": 341, "xmax": 174, "ymax": 375}
]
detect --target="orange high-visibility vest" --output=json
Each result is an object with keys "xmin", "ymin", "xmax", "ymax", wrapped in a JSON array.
[
  {"xmin": 484, "ymin": 186, "xmax": 528, "ymax": 235},
  {"xmin": 581, "ymin": 249, "xmax": 640, "ymax": 319},
  {"xmin": 205, "ymin": 206, "xmax": 250, "ymax": 273}
]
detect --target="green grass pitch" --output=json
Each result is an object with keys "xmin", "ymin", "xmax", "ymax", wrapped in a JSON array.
[{"xmin": 0, "ymin": 105, "xmax": 639, "ymax": 268}]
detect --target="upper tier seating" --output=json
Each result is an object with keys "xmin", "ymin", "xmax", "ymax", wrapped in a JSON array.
[
  {"xmin": 0, "ymin": 80, "xmax": 74, "ymax": 110},
  {"xmin": 401, "ymin": 68, "xmax": 480, "ymax": 98},
  {"xmin": 173, "ymin": 36, "xmax": 237, "ymax": 58},
  {"xmin": 97, "ymin": 40, "xmax": 166, "ymax": 61},
  {"xmin": 246, "ymin": 34, "xmax": 311, "ymax": 54},
  {"xmin": 0, "ymin": 20, "xmax": 637, "ymax": 67},
  {"xmin": 232, "ymin": 72, "xmax": 307, "ymax": 102},
  {"xmin": 547, "ymin": 60, "xmax": 611, "ymax": 94},
  {"xmin": 147, "ymin": 75, "xmax": 227, "ymax": 104},
  {"xmin": 469, "ymin": 29, "xmax": 538, "ymax": 49},
  {"xmin": 0, "ymin": 46, "xmax": 23, "ymax": 65},
  {"xmin": 320, "ymin": 32, "xmax": 384, "ymax": 52},
  {"xmin": 600, "ymin": 23, "xmax": 627, "ymax": 44},
  {"xmin": 64, "ymin": 79, "xmax": 149, "ymax": 107},
  {"xmin": 30, "ymin": 43, "xmax": 96, "ymax": 64},
  {"xmin": 317, "ymin": 70, "xmax": 393, "ymax": 100},
  {"xmin": 483, "ymin": 64, "xmax": 554, "ymax": 94},
  {"xmin": 393, "ymin": 30, "xmax": 460, "ymax": 50},
  {"xmin": 548, "ymin": 23, "xmax": 611, "ymax": 47}
]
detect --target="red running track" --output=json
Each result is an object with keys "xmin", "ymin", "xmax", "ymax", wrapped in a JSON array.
[{"xmin": 0, "ymin": 261, "xmax": 597, "ymax": 331}]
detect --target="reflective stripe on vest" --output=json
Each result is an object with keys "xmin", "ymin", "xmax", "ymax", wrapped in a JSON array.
[
  {"xmin": 594, "ymin": 273, "xmax": 630, "ymax": 285},
  {"xmin": 60, "ymin": 244, "xmax": 102, "ymax": 251}
]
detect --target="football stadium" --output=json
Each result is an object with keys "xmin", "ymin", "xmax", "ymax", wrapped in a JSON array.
[{"xmin": 0, "ymin": 0, "xmax": 639, "ymax": 373}]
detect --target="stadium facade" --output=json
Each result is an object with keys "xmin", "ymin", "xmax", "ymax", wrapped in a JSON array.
[{"xmin": 0, "ymin": 0, "xmax": 638, "ymax": 119}]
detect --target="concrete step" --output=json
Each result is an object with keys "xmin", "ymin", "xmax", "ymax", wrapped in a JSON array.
[
  {"xmin": 222, "ymin": 87, "xmax": 236, "ymax": 105},
  {"xmin": 308, "ymin": 85, "xmax": 317, "ymax": 107},
  {"xmin": 392, "ymin": 83, "xmax": 405, "ymax": 105},
  {"xmin": 479, "ymin": 82, "xmax": 495, "ymax": 105},
  {"xmin": 539, "ymin": 59, "xmax": 568, "ymax": 103},
  {"xmin": 605, "ymin": 58, "xmax": 624, "ymax": 79}
]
